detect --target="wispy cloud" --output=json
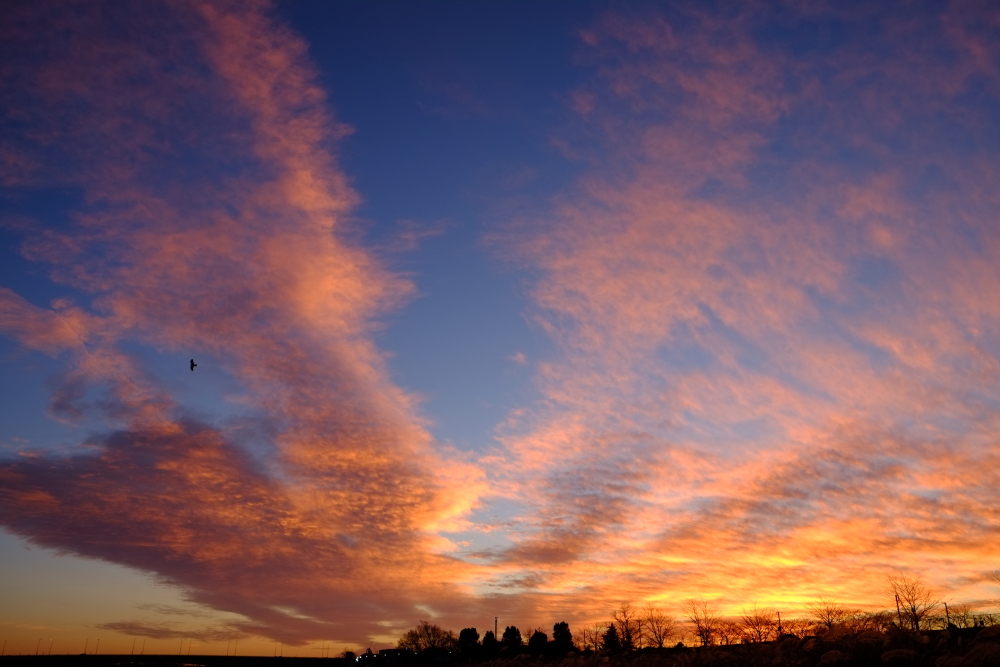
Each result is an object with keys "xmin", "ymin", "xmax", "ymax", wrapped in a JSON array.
[
  {"xmin": 487, "ymin": 1, "xmax": 1000, "ymax": 619},
  {"xmin": 98, "ymin": 621, "xmax": 244, "ymax": 642},
  {"xmin": 136, "ymin": 604, "xmax": 218, "ymax": 619},
  {"xmin": 2, "ymin": 0, "xmax": 999, "ymax": 646},
  {"xmin": 0, "ymin": 0, "xmax": 484, "ymax": 645}
]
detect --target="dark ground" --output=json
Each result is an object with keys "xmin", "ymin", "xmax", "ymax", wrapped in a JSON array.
[
  {"xmin": 3, "ymin": 626, "xmax": 1000, "ymax": 667},
  {"xmin": 0, "ymin": 658, "xmax": 350, "ymax": 667}
]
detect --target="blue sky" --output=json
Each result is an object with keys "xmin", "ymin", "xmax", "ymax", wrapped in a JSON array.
[
  {"xmin": 2, "ymin": 0, "xmax": 1000, "ymax": 656},
  {"xmin": 280, "ymin": 0, "xmax": 594, "ymax": 450}
]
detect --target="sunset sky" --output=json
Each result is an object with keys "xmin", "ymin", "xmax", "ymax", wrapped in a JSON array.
[{"xmin": 2, "ymin": 0, "xmax": 1000, "ymax": 657}]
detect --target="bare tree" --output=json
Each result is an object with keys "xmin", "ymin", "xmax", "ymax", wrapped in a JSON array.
[
  {"xmin": 847, "ymin": 610, "xmax": 893, "ymax": 634},
  {"xmin": 684, "ymin": 600, "xmax": 722, "ymax": 647},
  {"xmin": 743, "ymin": 605, "xmax": 778, "ymax": 641},
  {"xmin": 780, "ymin": 618, "xmax": 813, "ymax": 638},
  {"xmin": 642, "ymin": 604, "xmax": 677, "ymax": 648},
  {"xmin": 806, "ymin": 598, "xmax": 855, "ymax": 630},
  {"xmin": 886, "ymin": 574, "xmax": 940, "ymax": 631},
  {"xmin": 740, "ymin": 604, "xmax": 778, "ymax": 643},
  {"xmin": 611, "ymin": 603, "xmax": 642, "ymax": 650},
  {"xmin": 947, "ymin": 603, "xmax": 974, "ymax": 628},
  {"xmin": 716, "ymin": 620, "xmax": 742, "ymax": 646},
  {"xmin": 988, "ymin": 568, "xmax": 1000, "ymax": 606},
  {"xmin": 581, "ymin": 624, "xmax": 605, "ymax": 652}
]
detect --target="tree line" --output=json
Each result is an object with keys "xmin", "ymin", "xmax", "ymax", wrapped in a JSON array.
[
  {"xmin": 394, "ymin": 573, "xmax": 1000, "ymax": 656},
  {"xmin": 396, "ymin": 620, "xmax": 575, "ymax": 658}
]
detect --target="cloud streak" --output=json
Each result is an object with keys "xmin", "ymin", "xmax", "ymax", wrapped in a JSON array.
[
  {"xmin": 486, "ymin": 0, "xmax": 1000, "ymax": 619},
  {"xmin": 0, "ymin": 0, "xmax": 483, "ymax": 645},
  {"xmin": 97, "ymin": 621, "xmax": 244, "ymax": 643},
  {"xmin": 2, "ymin": 0, "xmax": 1000, "ymax": 647}
]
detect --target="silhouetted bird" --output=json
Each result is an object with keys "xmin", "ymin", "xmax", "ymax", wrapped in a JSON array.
[{"xmin": 190, "ymin": 359, "xmax": 197, "ymax": 371}]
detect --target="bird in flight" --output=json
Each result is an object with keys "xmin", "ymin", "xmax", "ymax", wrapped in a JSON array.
[{"xmin": 190, "ymin": 359, "xmax": 197, "ymax": 371}]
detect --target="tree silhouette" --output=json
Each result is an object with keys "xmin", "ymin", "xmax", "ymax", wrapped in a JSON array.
[
  {"xmin": 716, "ymin": 620, "xmax": 741, "ymax": 646},
  {"xmin": 528, "ymin": 629, "xmax": 548, "ymax": 654},
  {"xmin": 612, "ymin": 603, "xmax": 641, "ymax": 649},
  {"xmin": 850, "ymin": 610, "xmax": 893, "ymax": 633},
  {"xmin": 458, "ymin": 628, "xmax": 480, "ymax": 655},
  {"xmin": 780, "ymin": 618, "xmax": 813, "ymax": 638},
  {"xmin": 552, "ymin": 621, "xmax": 574, "ymax": 652},
  {"xmin": 642, "ymin": 604, "xmax": 676, "ymax": 648},
  {"xmin": 481, "ymin": 630, "xmax": 499, "ymax": 656},
  {"xmin": 501, "ymin": 625, "xmax": 522, "ymax": 647},
  {"xmin": 398, "ymin": 621, "xmax": 456, "ymax": 653},
  {"xmin": 582, "ymin": 624, "xmax": 604, "ymax": 652},
  {"xmin": 684, "ymin": 600, "xmax": 722, "ymax": 646},
  {"xmin": 886, "ymin": 574, "xmax": 939, "ymax": 631},
  {"xmin": 949, "ymin": 603, "xmax": 976, "ymax": 628},
  {"xmin": 806, "ymin": 598, "xmax": 854, "ymax": 630},
  {"xmin": 601, "ymin": 624, "xmax": 621, "ymax": 652},
  {"xmin": 740, "ymin": 604, "xmax": 777, "ymax": 643}
]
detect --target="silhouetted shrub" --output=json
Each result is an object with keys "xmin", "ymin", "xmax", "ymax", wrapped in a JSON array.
[
  {"xmin": 602, "ymin": 624, "xmax": 622, "ymax": 652},
  {"xmin": 528, "ymin": 629, "xmax": 548, "ymax": 654},
  {"xmin": 502, "ymin": 625, "xmax": 522, "ymax": 647},
  {"xmin": 552, "ymin": 621, "xmax": 574, "ymax": 653},
  {"xmin": 459, "ymin": 628, "xmax": 480, "ymax": 656}
]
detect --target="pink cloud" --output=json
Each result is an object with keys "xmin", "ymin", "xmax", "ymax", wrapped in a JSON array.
[
  {"xmin": 0, "ymin": 0, "xmax": 484, "ymax": 645},
  {"xmin": 486, "ymin": 1, "xmax": 1000, "ymax": 621},
  {"xmin": 3, "ymin": 0, "xmax": 1000, "ymax": 645}
]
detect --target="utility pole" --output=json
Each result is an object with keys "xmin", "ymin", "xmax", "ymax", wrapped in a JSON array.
[
  {"xmin": 895, "ymin": 593, "xmax": 903, "ymax": 628},
  {"xmin": 36, "ymin": 639, "xmax": 41, "ymax": 656},
  {"xmin": 84, "ymin": 639, "xmax": 89, "ymax": 655},
  {"xmin": 945, "ymin": 602, "xmax": 951, "ymax": 626},
  {"xmin": 95, "ymin": 639, "xmax": 99, "ymax": 655},
  {"xmin": 777, "ymin": 611, "xmax": 783, "ymax": 637},
  {"xmin": 132, "ymin": 638, "xmax": 137, "ymax": 655},
  {"xmin": 49, "ymin": 639, "xmax": 53, "ymax": 655},
  {"xmin": 495, "ymin": 617, "xmax": 498, "ymax": 637}
]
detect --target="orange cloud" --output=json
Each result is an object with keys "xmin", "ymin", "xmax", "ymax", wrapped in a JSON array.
[
  {"xmin": 0, "ymin": 0, "xmax": 484, "ymax": 645},
  {"xmin": 486, "ymin": 1, "xmax": 1000, "ymax": 624},
  {"xmin": 3, "ymin": 0, "xmax": 1000, "ymax": 647}
]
